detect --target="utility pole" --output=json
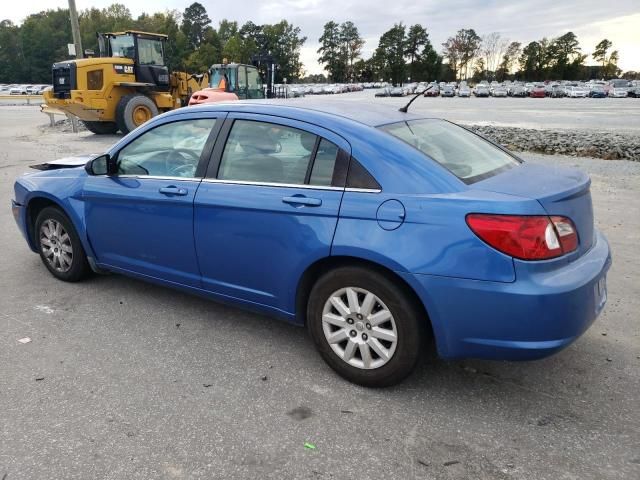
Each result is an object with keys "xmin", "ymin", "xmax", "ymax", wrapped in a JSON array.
[{"xmin": 68, "ymin": 0, "xmax": 83, "ymax": 59}]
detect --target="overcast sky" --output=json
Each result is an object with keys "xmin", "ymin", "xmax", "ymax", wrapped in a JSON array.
[{"xmin": 5, "ymin": 0, "xmax": 640, "ymax": 73}]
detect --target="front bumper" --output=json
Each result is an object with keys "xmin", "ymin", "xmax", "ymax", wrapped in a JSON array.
[
  {"xmin": 402, "ymin": 230, "xmax": 612, "ymax": 360},
  {"xmin": 12, "ymin": 199, "xmax": 32, "ymax": 247}
]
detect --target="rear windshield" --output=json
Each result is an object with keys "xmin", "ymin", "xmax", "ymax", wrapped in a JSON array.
[{"xmin": 379, "ymin": 119, "xmax": 520, "ymax": 184}]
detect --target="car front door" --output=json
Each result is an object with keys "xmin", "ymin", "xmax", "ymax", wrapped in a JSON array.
[
  {"xmin": 83, "ymin": 115, "xmax": 222, "ymax": 287},
  {"xmin": 193, "ymin": 113, "xmax": 349, "ymax": 315}
]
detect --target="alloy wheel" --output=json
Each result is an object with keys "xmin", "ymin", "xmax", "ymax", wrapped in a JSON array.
[
  {"xmin": 39, "ymin": 219, "xmax": 73, "ymax": 273},
  {"xmin": 322, "ymin": 287, "xmax": 398, "ymax": 370}
]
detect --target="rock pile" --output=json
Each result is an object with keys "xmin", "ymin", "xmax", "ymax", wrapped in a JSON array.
[{"xmin": 466, "ymin": 125, "xmax": 640, "ymax": 161}]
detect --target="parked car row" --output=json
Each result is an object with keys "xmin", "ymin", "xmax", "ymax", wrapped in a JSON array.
[
  {"xmin": 0, "ymin": 83, "xmax": 51, "ymax": 95},
  {"xmin": 275, "ymin": 82, "xmax": 390, "ymax": 98},
  {"xmin": 373, "ymin": 79, "xmax": 640, "ymax": 99}
]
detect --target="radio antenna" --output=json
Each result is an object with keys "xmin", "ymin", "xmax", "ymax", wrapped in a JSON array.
[{"xmin": 399, "ymin": 84, "xmax": 433, "ymax": 112}]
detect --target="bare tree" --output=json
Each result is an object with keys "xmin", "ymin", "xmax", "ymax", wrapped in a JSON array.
[
  {"xmin": 480, "ymin": 33, "xmax": 511, "ymax": 79},
  {"xmin": 481, "ymin": 33, "xmax": 500, "ymax": 74},
  {"xmin": 495, "ymin": 37, "xmax": 510, "ymax": 72}
]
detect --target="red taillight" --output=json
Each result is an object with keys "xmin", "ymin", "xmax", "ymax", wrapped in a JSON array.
[{"xmin": 466, "ymin": 214, "xmax": 578, "ymax": 260}]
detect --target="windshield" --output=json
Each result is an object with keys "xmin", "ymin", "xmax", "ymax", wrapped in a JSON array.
[
  {"xmin": 379, "ymin": 119, "xmax": 520, "ymax": 184},
  {"xmin": 210, "ymin": 66, "xmax": 236, "ymax": 89},
  {"xmin": 109, "ymin": 35, "xmax": 135, "ymax": 59}
]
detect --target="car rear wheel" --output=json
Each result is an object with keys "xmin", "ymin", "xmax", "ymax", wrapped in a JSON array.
[
  {"xmin": 83, "ymin": 121, "xmax": 119, "ymax": 135},
  {"xmin": 35, "ymin": 207, "xmax": 90, "ymax": 282},
  {"xmin": 307, "ymin": 267, "xmax": 424, "ymax": 387},
  {"xmin": 115, "ymin": 93, "xmax": 159, "ymax": 135}
]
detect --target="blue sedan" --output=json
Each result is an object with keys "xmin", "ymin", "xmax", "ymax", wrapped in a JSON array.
[{"xmin": 12, "ymin": 102, "xmax": 611, "ymax": 386}]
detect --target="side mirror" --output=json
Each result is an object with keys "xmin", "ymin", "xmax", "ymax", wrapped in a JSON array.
[{"xmin": 85, "ymin": 154, "xmax": 117, "ymax": 175}]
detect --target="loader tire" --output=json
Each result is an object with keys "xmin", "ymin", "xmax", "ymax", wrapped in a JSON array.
[
  {"xmin": 83, "ymin": 121, "xmax": 118, "ymax": 135},
  {"xmin": 115, "ymin": 94, "xmax": 159, "ymax": 135}
]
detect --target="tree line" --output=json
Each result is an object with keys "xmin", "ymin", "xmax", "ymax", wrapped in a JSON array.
[
  {"xmin": 321, "ymin": 23, "xmax": 628, "ymax": 84},
  {"xmin": 0, "ymin": 2, "xmax": 306, "ymax": 84},
  {"xmin": 0, "ymin": 2, "xmax": 635, "ymax": 84}
]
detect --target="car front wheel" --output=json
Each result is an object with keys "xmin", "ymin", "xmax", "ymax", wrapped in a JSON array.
[
  {"xmin": 35, "ymin": 207, "xmax": 91, "ymax": 282},
  {"xmin": 307, "ymin": 267, "xmax": 425, "ymax": 387}
]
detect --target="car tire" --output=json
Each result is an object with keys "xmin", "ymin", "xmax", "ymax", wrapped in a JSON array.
[
  {"xmin": 307, "ymin": 266, "xmax": 425, "ymax": 387},
  {"xmin": 83, "ymin": 121, "xmax": 119, "ymax": 134},
  {"xmin": 115, "ymin": 93, "xmax": 159, "ymax": 135},
  {"xmin": 34, "ymin": 207, "xmax": 91, "ymax": 282}
]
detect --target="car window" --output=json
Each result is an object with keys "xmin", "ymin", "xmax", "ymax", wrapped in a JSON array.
[
  {"xmin": 309, "ymin": 139, "xmax": 339, "ymax": 186},
  {"xmin": 237, "ymin": 66, "xmax": 247, "ymax": 93},
  {"xmin": 218, "ymin": 120, "xmax": 317, "ymax": 184},
  {"xmin": 116, "ymin": 119, "xmax": 216, "ymax": 177},
  {"xmin": 246, "ymin": 68, "xmax": 263, "ymax": 99},
  {"xmin": 379, "ymin": 119, "xmax": 520, "ymax": 184},
  {"xmin": 227, "ymin": 67, "xmax": 237, "ymax": 92},
  {"xmin": 137, "ymin": 38, "xmax": 164, "ymax": 66}
]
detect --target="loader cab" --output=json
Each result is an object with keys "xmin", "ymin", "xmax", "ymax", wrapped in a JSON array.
[
  {"xmin": 209, "ymin": 63, "xmax": 265, "ymax": 99},
  {"xmin": 99, "ymin": 31, "xmax": 170, "ymax": 91}
]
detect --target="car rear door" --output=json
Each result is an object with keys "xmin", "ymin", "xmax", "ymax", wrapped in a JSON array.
[
  {"xmin": 193, "ymin": 113, "xmax": 349, "ymax": 315},
  {"xmin": 83, "ymin": 115, "xmax": 223, "ymax": 287}
]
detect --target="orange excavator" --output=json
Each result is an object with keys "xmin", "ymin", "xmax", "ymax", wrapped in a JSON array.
[{"xmin": 189, "ymin": 62, "xmax": 267, "ymax": 105}]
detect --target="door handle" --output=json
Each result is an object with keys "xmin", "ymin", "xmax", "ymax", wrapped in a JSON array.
[
  {"xmin": 282, "ymin": 196, "xmax": 322, "ymax": 207},
  {"xmin": 159, "ymin": 186, "xmax": 188, "ymax": 196}
]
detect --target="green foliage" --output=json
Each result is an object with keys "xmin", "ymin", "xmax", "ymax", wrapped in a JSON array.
[
  {"xmin": 341, "ymin": 22, "xmax": 364, "ymax": 81},
  {"xmin": 496, "ymin": 41, "xmax": 522, "ymax": 81},
  {"xmin": 512, "ymin": 32, "xmax": 592, "ymax": 81},
  {"xmin": 20, "ymin": 9, "xmax": 71, "ymax": 82},
  {"xmin": 318, "ymin": 21, "xmax": 365, "ymax": 82},
  {"xmin": 222, "ymin": 34, "xmax": 243, "ymax": 63},
  {"xmin": 0, "ymin": 20, "xmax": 23, "ymax": 82},
  {"xmin": 181, "ymin": 2, "xmax": 210, "ymax": 50},
  {"xmin": 593, "ymin": 39, "xmax": 619, "ymax": 78},
  {"xmin": 442, "ymin": 28, "xmax": 482, "ymax": 81},
  {"xmin": 405, "ymin": 24, "xmax": 429, "ymax": 80},
  {"xmin": 317, "ymin": 21, "xmax": 344, "ymax": 81},
  {"xmin": 262, "ymin": 21, "xmax": 306, "ymax": 82},
  {"xmin": 375, "ymin": 23, "xmax": 407, "ymax": 84},
  {"xmin": 218, "ymin": 20, "xmax": 238, "ymax": 46},
  {"xmin": 518, "ymin": 39, "xmax": 550, "ymax": 81},
  {"xmin": 368, "ymin": 22, "xmax": 441, "ymax": 84},
  {"xmin": 300, "ymin": 73, "xmax": 327, "ymax": 83},
  {"xmin": 593, "ymin": 39, "xmax": 612, "ymax": 66}
]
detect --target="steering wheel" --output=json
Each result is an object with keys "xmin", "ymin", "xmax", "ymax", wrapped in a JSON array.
[
  {"xmin": 157, "ymin": 149, "xmax": 200, "ymax": 177},
  {"xmin": 169, "ymin": 163, "xmax": 197, "ymax": 177}
]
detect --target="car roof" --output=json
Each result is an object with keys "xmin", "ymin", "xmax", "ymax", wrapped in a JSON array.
[{"xmin": 179, "ymin": 100, "xmax": 425, "ymax": 127}]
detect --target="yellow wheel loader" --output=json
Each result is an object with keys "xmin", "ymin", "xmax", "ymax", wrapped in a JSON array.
[{"xmin": 43, "ymin": 31, "xmax": 209, "ymax": 134}]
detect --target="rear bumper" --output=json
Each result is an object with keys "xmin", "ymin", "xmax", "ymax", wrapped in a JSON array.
[
  {"xmin": 43, "ymin": 93, "xmax": 104, "ymax": 121},
  {"xmin": 403, "ymin": 230, "xmax": 612, "ymax": 360}
]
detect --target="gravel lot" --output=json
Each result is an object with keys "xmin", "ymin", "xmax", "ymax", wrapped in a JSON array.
[{"xmin": 1, "ymin": 105, "xmax": 639, "ymax": 480}]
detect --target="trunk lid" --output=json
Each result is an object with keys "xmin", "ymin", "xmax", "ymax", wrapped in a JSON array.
[{"xmin": 473, "ymin": 162, "xmax": 594, "ymax": 256}]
